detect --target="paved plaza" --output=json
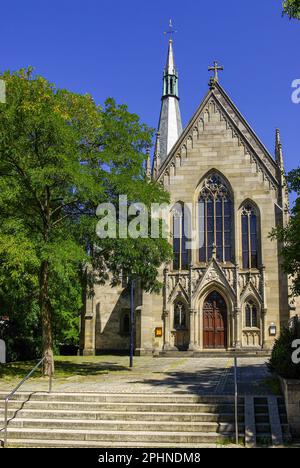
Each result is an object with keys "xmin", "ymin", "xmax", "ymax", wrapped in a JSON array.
[{"xmin": 0, "ymin": 356, "xmax": 275, "ymax": 396}]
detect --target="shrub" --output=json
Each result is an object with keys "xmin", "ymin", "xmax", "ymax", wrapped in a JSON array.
[{"xmin": 268, "ymin": 316, "xmax": 300, "ymax": 379}]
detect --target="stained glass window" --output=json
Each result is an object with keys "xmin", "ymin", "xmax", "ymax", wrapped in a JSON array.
[
  {"xmin": 198, "ymin": 175, "xmax": 232, "ymax": 263},
  {"xmin": 242, "ymin": 204, "xmax": 259, "ymax": 269},
  {"xmin": 245, "ymin": 301, "xmax": 258, "ymax": 328},
  {"xmin": 172, "ymin": 204, "xmax": 190, "ymax": 270}
]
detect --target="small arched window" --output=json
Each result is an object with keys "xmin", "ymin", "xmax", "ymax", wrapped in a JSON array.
[
  {"xmin": 172, "ymin": 204, "xmax": 190, "ymax": 270},
  {"xmin": 199, "ymin": 174, "xmax": 233, "ymax": 263},
  {"xmin": 245, "ymin": 301, "xmax": 258, "ymax": 328},
  {"xmin": 174, "ymin": 301, "xmax": 187, "ymax": 330},
  {"xmin": 120, "ymin": 309, "xmax": 130, "ymax": 336},
  {"xmin": 241, "ymin": 204, "xmax": 259, "ymax": 269}
]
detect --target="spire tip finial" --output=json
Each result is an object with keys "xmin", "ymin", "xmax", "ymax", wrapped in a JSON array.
[
  {"xmin": 164, "ymin": 19, "xmax": 177, "ymax": 41},
  {"xmin": 275, "ymin": 128, "xmax": 282, "ymax": 149}
]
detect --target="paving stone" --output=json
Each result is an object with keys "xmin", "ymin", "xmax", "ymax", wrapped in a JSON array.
[{"xmin": 0, "ymin": 357, "xmax": 273, "ymax": 395}]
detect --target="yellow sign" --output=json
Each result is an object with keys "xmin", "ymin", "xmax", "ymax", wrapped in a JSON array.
[{"xmin": 155, "ymin": 327, "xmax": 163, "ymax": 338}]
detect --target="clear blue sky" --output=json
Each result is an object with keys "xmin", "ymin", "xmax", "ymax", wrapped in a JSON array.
[{"xmin": 0, "ymin": 1, "xmax": 299, "ymax": 186}]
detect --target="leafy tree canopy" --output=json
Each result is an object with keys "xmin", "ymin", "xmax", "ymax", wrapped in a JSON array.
[
  {"xmin": 271, "ymin": 168, "xmax": 300, "ymax": 296},
  {"xmin": 282, "ymin": 0, "xmax": 300, "ymax": 19},
  {"xmin": 0, "ymin": 68, "xmax": 172, "ymax": 371}
]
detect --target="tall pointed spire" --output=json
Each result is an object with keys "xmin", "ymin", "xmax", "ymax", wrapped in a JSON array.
[
  {"xmin": 275, "ymin": 128, "xmax": 284, "ymax": 170},
  {"xmin": 275, "ymin": 128, "xmax": 290, "ymax": 219},
  {"xmin": 165, "ymin": 39, "xmax": 176, "ymax": 79},
  {"xmin": 146, "ymin": 145, "xmax": 151, "ymax": 179},
  {"xmin": 152, "ymin": 132, "xmax": 161, "ymax": 179},
  {"xmin": 157, "ymin": 21, "xmax": 183, "ymax": 164}
]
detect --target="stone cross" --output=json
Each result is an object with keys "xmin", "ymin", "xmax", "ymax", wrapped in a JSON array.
[{"xmin": 208, "ymin": 61, "xmax": 224, "ymax": 82}]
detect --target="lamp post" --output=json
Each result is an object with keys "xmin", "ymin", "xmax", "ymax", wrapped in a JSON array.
[{"xmin": 129, "ymin": 278, "xmax": 135, "ymax": 368}]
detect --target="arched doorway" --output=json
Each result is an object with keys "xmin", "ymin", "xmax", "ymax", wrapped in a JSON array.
[
  {"xmin": 173, "ymin": 300, "xmax": 189, "ymax": 351},
  {"xmin": 203, "ymin": 291, "xmax": 227, "ymax": 349}
]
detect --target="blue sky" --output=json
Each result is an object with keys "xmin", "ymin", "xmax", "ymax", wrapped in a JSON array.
[{"xmin": 0, "ymin": 1, "xmax": 299, "ymax": 188}]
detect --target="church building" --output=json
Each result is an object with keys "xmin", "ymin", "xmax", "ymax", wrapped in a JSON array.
[{"xmin": 81, "ymin": 35, "xmax": 298, "ymax": 356}]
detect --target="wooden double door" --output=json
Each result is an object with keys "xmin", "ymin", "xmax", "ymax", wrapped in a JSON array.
[{"xmin": 203, "ymin": 291, "xmax": 227, "ymax": 349}]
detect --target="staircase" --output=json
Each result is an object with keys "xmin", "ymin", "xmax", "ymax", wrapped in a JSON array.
[
  {"xmin": 0, "ymin": 392, "xmax": 245, "ymax": 448},
  {"xmin": 0, "ymin": 392, "xmax": 290, "ymax": 448}
]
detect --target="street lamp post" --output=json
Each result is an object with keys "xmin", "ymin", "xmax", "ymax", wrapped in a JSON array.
[{"xmin": 129, "ymin": 278, "xmax": 135, "ymax": 368}]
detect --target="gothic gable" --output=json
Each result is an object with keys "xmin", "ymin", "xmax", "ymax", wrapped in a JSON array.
[
  {"xmin": 193, "ymin": 258, "xmax": 236, "ymax": 300},
  {"xmin": 157, "ymin": 82, "xmax": 279, "ymax": 192},
  {"xmin": 167, "ymin": 274, "xmax": 189, "ymax": 304},
  {"xmin": 240, "ymin": 276, "xmax": 263, "ymax": 304}
]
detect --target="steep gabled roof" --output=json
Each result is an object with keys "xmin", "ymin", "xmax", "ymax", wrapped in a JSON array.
[{"xmin": 156, "ymin": 81, "xmax": 279, "ymax": 189}]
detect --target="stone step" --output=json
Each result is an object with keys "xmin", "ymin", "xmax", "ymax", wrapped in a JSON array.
[
  {"xmin": 6, "ymin": 438, "xmax": 221, "ymax": 448},
  {"xmin": 4, "ymin": 417, "xmax": 245, "ymax": 433},
  {"xmin": 0, "ymin": 408, "xmax": 244, "ymax": 422},
  {"xmin": 255, "ymin": 405, "xmax": 285, "ymax": 415},
  {"xmin": 0, "ymin": 400, "xmax": 243, "ymax": 413},
  {"xmin": 6, "ymin": 427, "xmax": 240, "ymax": 444},
  {"xmin": 256, "ymin": 416, "xmax": 288, "ymax": 427},
  {"xmin": 159, "ymin": 351, "xmax": 270, "ymax": 358},
  {"xmin": 0, "ymin": 391, "xmax": 288, "ymax": 448},
  {"xmin": 0, "ymin": 391, "xmax": 242, "ymax": 404}
]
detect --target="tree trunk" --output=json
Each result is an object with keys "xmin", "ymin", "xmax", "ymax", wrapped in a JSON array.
[{"xmin": 39, "ymin": 259, "xmax": 54, "ymax": 376}]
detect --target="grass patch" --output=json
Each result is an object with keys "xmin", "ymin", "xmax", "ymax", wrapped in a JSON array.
[
  {"xmin": 0, "ymin": 355, "xmax": 132, "ymax": 382},
  {"xmin": 216, "ymin": 437, "xmax": 245, "ymax": 447}
]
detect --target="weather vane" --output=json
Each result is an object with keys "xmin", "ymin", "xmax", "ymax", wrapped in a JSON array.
[{"xmin": 164, "ymin": 19, "xmax": 177, "ymax": 41}]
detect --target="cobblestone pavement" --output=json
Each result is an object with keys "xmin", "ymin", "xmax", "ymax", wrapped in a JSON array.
[{"xmin": 0, "ymin": 356, "xmax": 275, "ymax": 395}]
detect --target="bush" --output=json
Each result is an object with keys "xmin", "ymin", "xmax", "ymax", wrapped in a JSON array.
[{"xmin": 268, "ymin": 316, "xmax": 300, "ymax": 379}]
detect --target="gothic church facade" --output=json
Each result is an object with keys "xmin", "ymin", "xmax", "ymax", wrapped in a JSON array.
[{"xmin": 81, "ymin": 38, "xmax": 297, "ymax": 355}]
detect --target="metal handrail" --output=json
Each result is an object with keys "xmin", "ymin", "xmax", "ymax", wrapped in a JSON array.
[
  {"xmin": 3, "ymin": 356, "xmax": 52, "ymax": 448},
  {"xmin": 234, "ymin": 356, "xmax": 238, "ymax": 445}
]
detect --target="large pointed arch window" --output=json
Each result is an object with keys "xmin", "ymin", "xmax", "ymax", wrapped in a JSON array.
[
  {"xmin": 172, "ymin": 203, "xmax": 190, "ymax": 270},
  {"xmin": 198, "ymin": 174, "xmax": 233, "ymax": 263},
  {"xmin": 241, "ymin": 204, "xmax": 259, "ymax": 269}
]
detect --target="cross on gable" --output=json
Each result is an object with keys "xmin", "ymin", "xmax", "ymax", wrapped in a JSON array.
[{"xmin": 208, "ymin": 61, "xmax": 224, "ymax": 82}]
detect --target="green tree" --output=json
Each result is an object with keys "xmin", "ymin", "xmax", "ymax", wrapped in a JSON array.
[
  {"xmin": 282, "ymin": 0, "xmax": 300, "ymax": 19},
  {"xmin": 0, "ymin": 68, "xmax": 102, "ymax": 374},
  {"xmin": 270, "ymin": 168, "xmax": 300, "ymax": 296},
  {"xmin": 91, "ymin": 98, "xmax": 172, "ymax": 292},
  {"xmin": 0, "ymin": 69, "xmax": 171, "ymax": 374},
  {"xmin": 0, "ymin": 219, "xmax": 41, "ymax": 360}
]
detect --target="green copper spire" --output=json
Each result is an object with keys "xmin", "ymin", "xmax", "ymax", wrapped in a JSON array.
[
  {"xmin": 157, "ymin": 20, "xmax": 183, "ymax": 163},
  {"xmin": 163, "ymin": 39, "xmax": 179, "ymax": 98}
]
